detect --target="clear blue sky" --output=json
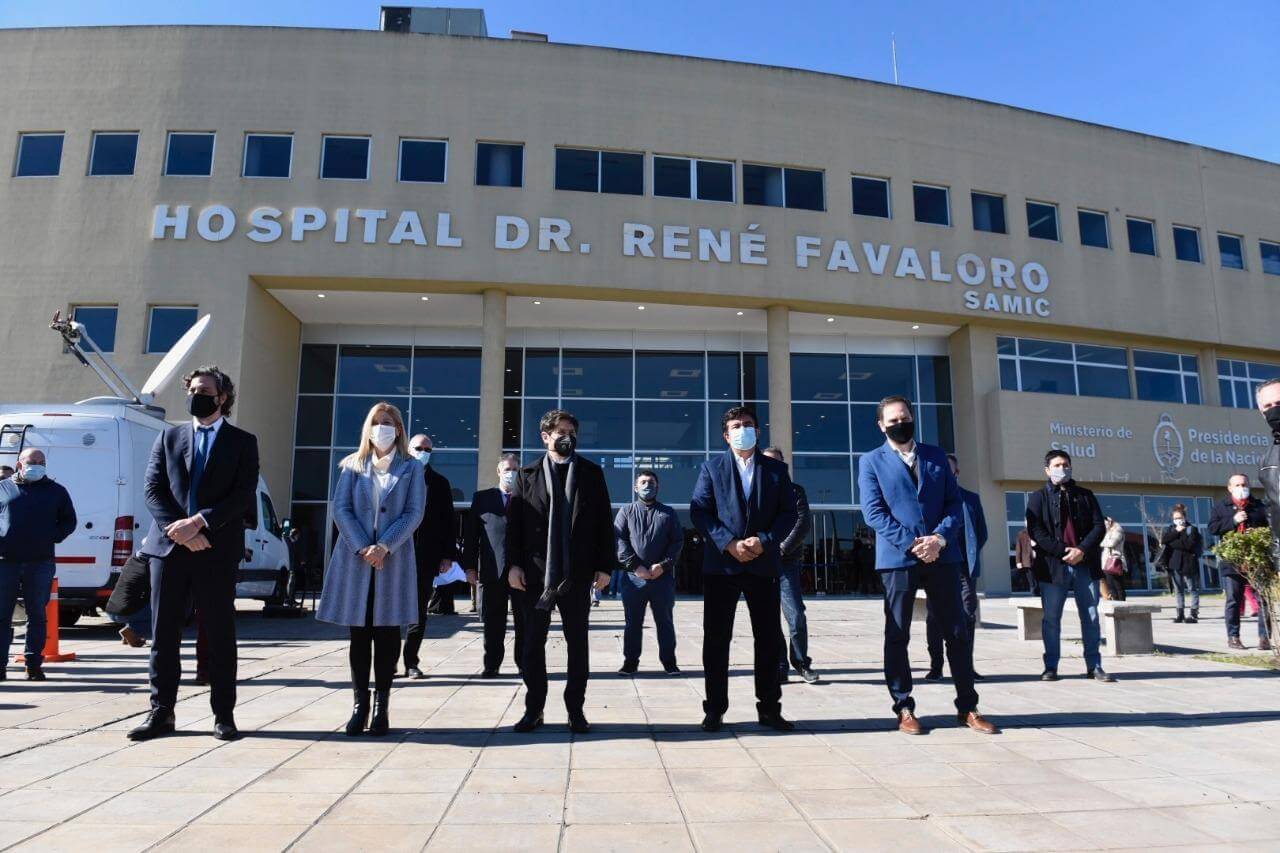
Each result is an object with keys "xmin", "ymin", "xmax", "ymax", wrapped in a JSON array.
[{"xmin": 3, "ymin": 1, "xmax": 1276, "ymax": 163}]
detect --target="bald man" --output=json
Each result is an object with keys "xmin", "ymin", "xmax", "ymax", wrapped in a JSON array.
[{"xmin": 401, "ymin": 433, "xmax": 457, "ymax": 678}]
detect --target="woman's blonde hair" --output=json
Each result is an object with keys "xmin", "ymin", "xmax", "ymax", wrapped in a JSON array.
[{"xmin": 341, "ymin": 401, "xmax": 409, "ymax": 472}]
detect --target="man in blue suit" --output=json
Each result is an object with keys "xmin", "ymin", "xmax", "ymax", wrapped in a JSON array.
[
  {"xmin": 690, "ymin": 406, "xmax": 797, "ymax": 733},
  {"xmin": 925, "ymin": 454, "xmax": 988, "ymax": 682},
  {"xmin": 858, "ymin": 396, "xmax": 997, "ymax": 736}
]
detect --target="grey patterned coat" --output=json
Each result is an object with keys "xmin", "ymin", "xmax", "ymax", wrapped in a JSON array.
[{"xmin": 317, "ymin": 454, "xmax": 426, "ymax": 627}]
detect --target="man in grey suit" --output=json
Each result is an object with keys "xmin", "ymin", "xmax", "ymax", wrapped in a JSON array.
[{"xmin": 463, "ymin": 453, "xmax": 525, "ymax": 677}]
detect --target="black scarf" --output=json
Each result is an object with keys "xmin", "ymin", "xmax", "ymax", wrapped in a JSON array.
[{"xmin": 537, "ymin": 453, "xmax": 577, "ymax": 610}]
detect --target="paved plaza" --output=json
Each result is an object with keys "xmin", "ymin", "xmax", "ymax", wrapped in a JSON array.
[{"xmin": 0, "ymin": 594, "xmax": 1276, "ymax": 851}]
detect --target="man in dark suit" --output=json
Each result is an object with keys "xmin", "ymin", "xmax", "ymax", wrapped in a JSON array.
[
  {"xmin": 925, "ymin": 454, "xmax": 989, "ymax": 682},
  {"xmin": 1207, "ymin": 473, "xmax": 1270, "ymax": 650},
  {"xmin": 464, "ymin": 453, "xmax": 525, "ymax": 676},
  {"xmin": 1026, "ymin": 449, "xmax": 1113, "ymax": 683},
  {"xmin": 858, "ymin": 396, "xmax": 997, "ymax": 736},
  {"xmin": 506, "ymin": 410, "xmax": 614, "ymax": 734},
  {"xmin": 400, "ymin": 433, "xmax": 457, "ymax": 679},
  {"xmin": 690, "ymin": 406, "xmax": 797, "ymax": 733},
  {"xmin": 129, "ymin": 366, "xmax": 259, "ymax": 742}
]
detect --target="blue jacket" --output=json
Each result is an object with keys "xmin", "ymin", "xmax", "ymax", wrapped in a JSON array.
[
  {"xmin": 857, "ymin": 441, "xmax": 963, "ymax": 570},
  {"xmin": 0, "ymin": 477, "xmax": 77, "ymax": 563},
  {"xmin": 958, "ymin": 486, "xmax": 989, "ymax": 579},
  {"xmin": 690, "ymin": 449, "xmax": 797, "ymax": 577}
]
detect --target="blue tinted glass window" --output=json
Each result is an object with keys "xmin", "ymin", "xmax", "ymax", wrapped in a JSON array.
[
  {"xmin": 523, "ymin": 399, "xmax": 558, "ymax": 449},
  {"xmin": 851, "ymin": 176, "xmax": 890, "ymax": 218},
  {"xmin": 653, "ymin": 156, "xmax": 691, "ymax": 198},
  {"xmin": 1005, "ymin": 492, "xmax": 1025, "ymax": 522},
  {"xmin": 913, "ymin": 184, "xmax": 950, "ymax": 226},
  {"xmin": 523, "ymin": 350, "xmax": 559, "ymax": 396},
  {"xmin": 1218, "ymin": 234, "xmax": 1244, "ymax": 269},
  {"xmin": 793, "ymin": 455, "xmax": 852, "ymax": 505},
  {"xmin": 1134, "ymin": 350, "xmax": 1179, "ymax": 371},
  {"xmin": 848, "ymin": 355, "xmax": 915, "ymax": 402},
  {"xmin": 600, "ymin": 151, "xmax": 643, "ymax": 196},
  {"xmin": 1026, "ymin": 201, "xmax": 1059, "ymax": 241},
  {"xmin": 1077, "ymin": 365, "xmax": 1130, "ymax": 399},
  {"xmin": 784, "ymin": 168, "xmax": 824, "ymax": 211},
  {"xmin": 336, "ymin": 346, "xmax": 412, "ymax": 395},
  {"xmin": 744, "ymin": 164, "xmax": 784, "ymax": 207},
  {"xmin": 164, "ymin": 133, "xmax": 214, "ymax": 176},
  {"xmin": 1127, "ymin": 218, "xmax": 1157, "ymax": 255},
  {"xmin": 1261, "ymin": 241, "xmax": 1280, "ymax": 276},
  {"xmin": 321, "ymin": 137, "xmax": 370, "ymax": 180},
  {"xmin": 1172, "ymin": 226, "xmax": 1202, "ymax": 263},
  {"xmin": 1184, "ymin": 376, "xmax": 1201, "ymax": 405},
  {"xmin": 1018, "ymin": 339, "xmax": 1073, "ymax": 361},
  {"xmin": 696, "ymin": 160, "xmax": 734, "ymax": 202},
  {"xmin": 502, "ymin": 399, "xmax": 521, "ymax": 448},
  {"xmin": 561, "ymin": 350, "xmax": 632, "ymax": 398},
  {"xmin": 476, "ymin": 142, "xmax": 523, "ymax": 187},
  {"xmin": 244, "ymin": 134, "xmax": 292, "ymax": 178},
  {"xmin": 412, "ymin": 348, "xmax": 480, "ymax": 396},
  {"xmin": 1136, "ymin": 370, "xmax": 1183, "ymax": 403},
  {"xmin": 996, "ymin": 337, "xmax": 1017, "ymax": 355},
  {"xmin": 89, "ymin": 133, "xmax": 138, "ymax": 176},
  {"xmin": 631, "ymin": 453, "xmax": 703, "ymax": 505},
  {"xmin": 334, "ymin": 397, "xmax": 410, "ymax": 445},
  {"xmin": 1078, "ymin": 210, "xmax": 1110, "ymax": 248},
  {"xmin": 635, "ymin": 401, "xmax": 704, "ymax": 451},
  {"xmin": 1018, "ymin": 360, "xmax": 1076, "ymax": 395},
  {"xmin": 581, "ymin": 452, "xmax": 633, "ymax": 502},
  {"xmin": 15, "ymin": 133, "xmax": 63, "ymax": 177},
  {"xmin": 409, "ymin": 397, "xmax": 480, "ymax": 448},
  {"xmin": 636, "ymin": 352, "xmax": 704, "ymax": 399},
  {"xmin": 292, "ymin": 450, "xmax": 330, "ymax": 502},
  {"xmin": 850, "ymin": 404, "xmax": 883, "ymax": 452},
  {"xmin": 299, "ymin": 344, "xmax": 337, "ymax": 394},
  {"xmin": 1218, "ymin": 378, "xmax": 1236, "ymax": 408},
  {"xmin": 792, "ymin": 403, "xmax": 849, "ymax": 453},
  {"xmin": 791, "ymin": 354, "xmax": 847, "ymax": 401},
  {"xmin": 971, "ymin": 192, "xmax": 1006, "ymax": 234},
  {"xmin": 999, "ymin": 359, "xmax": 1018, "ymax": 391},
  {"xmin": 294, "ymin": 396, "xmax": 333, "ymax": 447},
  {"xmin": 916, "ymin": 404, "xmax": 955, "ymax": 452},
  {"xmin": 742, "ymin": 353, "xmax": 769, "ymax": 400},
  {"xmin": 146, "ymin": 306, "xmax": 197, "ymax": 354},
  {"xmin": 573, "ymin": 400, "xmax": 632, "ymax": 450},
  {"xmin": 399, "ymin": 139, "xmax": 447, "ymax": 183},
  {"xmin": 429, "ymin": 451, "xmax": 478, "ymax": 503},
  {"xmin": 555, "ymin": 148, "xmax": 598, "ymax": 192},
  {"xmin": 707, "ymin": 352, "xmax": 740, "ymax": 400},
  {"xmin": 1074, "ymin": 344, "xmax": 1126, "ymax": 366},
  {"xmin": 71, "ymin": 305, "xmax": 117, "ymax": 353},
  {"xmin": 917, "ymin": 356, "xmax": 953, "ymax": 404}
]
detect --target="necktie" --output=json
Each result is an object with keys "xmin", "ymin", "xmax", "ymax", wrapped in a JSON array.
[{"xmin": 189, "ymin": 427, "xmax": 212, "ymax": 515}]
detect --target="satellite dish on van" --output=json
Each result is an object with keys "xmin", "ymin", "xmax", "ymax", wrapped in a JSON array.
[{"xmin": 141, "ymin": 314, "xmax": 212, "ymax": 398}]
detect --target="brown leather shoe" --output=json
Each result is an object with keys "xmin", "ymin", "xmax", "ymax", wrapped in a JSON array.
[
  {"xmin": 897, "ymin": 709, "xmax": 924, "ymax": 735},
  {"xmin": 1227, "ymin": 637, "xmax": 1246, "ymax": 650},
  {"xmin": 959, "ymin": 710, "xmax": 999, "ymax": 735},
  {"xmin": 1260, "ymin": 638, "xmax": 1273, "ymax": 651}
]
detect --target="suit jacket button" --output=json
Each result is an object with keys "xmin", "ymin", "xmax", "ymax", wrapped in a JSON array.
[{"xmin": 380, "ymin": 507, "xmax": 387, "ymax": 512}]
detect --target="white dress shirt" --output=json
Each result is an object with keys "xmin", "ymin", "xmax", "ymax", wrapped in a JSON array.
[
  {"xmin": 734, "ymin": 451, "xmax": 756, "ymax": 499},
  {"xmin": 190, "ymin": 416, "xmax": 224, "ymax": 528},
  {"xmin": 370, "ymin": 450, "xmax": 396, "ymax": 551}
]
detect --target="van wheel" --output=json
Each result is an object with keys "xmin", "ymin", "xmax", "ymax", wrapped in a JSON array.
[{"xmin": 57, "ymin": 606, "xmax": 82, "ymax": 627}]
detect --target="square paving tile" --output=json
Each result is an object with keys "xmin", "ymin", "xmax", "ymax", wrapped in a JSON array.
[
  {"xmin": 688, "ymin": 820, "xmax": 828, "ymax": 852},
  {"xmin": 320, "ymin": 792, "xmax": 453, "ymax": 824}
]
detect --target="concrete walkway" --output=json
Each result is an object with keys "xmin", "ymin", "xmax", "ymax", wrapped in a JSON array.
[{"xmin": 0, "ymin": 594, "xmax": 1276, "ymax": 851}]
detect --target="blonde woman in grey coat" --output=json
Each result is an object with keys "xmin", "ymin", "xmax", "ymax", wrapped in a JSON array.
[{"xmin": 318, "ymin": 402, "xmax": 425, "ymax": 736}]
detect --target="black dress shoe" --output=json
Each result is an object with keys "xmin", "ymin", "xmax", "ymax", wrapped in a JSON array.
[
  {"xmin": 778, "ymin": 672, "xmax": 790, "ymax": 684},
  {"xmin": 663, "ymin": 664, "xmax": 682, "ymax": 675},
  {"xmin": 758, "ymin": 712, "xmax": 795, "ymax": 732},
  {"xmin": 923, "ymin": 668, "xmax": 943, "ymax": 682},
  {"xmin": 1086, "ymin": 668, "xmax": 1116, "ymax": 683},
  {"xmin": 1040, "ymin": 669, "xmax": 1059, "ymax": 682},
  {"xmin": 700, "ymin": 713, "xmax": 723, "ymax": 733},
  {"xmin": 617, "ymin": 662, "xmax": 638, "ymax": 676},
  {"xmin": 404, "ymin": 666, "xmax": 426, "ymax": 680},
  {"xmin": 213, "ymin": 719, "xmax": 240, "ymax": 741},
  {"xmin": 368, "ymin": 689, "xmax": 391, "ymax": 736},
  {"xmin": 513, "ymin": 711, "xmax": 544, "ymax": 733},
  {"xmin": 797, "ymin": 668, "xmax": 821, "ymax": 684},
  {"xmin": 481, "ymin": 668, "xmax": 500, "ymax": 678},
  {"xmin": 345, "ymin": 690, "xmax": 371, "ymax": 736},
  {"xmin": 25, "ymin": 667, "xmax": 46, "ymax": 681},
  {"xmin": 128, "ymin": 710, "xmax": 176, "ymax": 741},
  {"xmin": 568, "ymin": 711, "xmax": 591, "ymax": 734}
]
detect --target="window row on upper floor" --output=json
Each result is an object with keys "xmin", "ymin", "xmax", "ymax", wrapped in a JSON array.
[{"xmin": 998, "ymin": 335, "xmax": 1206, "ymax": 404}]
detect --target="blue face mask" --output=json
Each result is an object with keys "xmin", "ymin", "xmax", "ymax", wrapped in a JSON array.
[
  {"xmin": 411, "ymin": 450, "xmax": 431, "ymax": 466},
  {"xmin": 22, "ymin": 465, "xmax": 46, "ymax": 482},
  {"xmin": 637, "ymin": 484, "xmax": 657, "ymax": 502},
  {"xmin": 728, "ymin": 426, "xmax": 757, "ymax": 452}
]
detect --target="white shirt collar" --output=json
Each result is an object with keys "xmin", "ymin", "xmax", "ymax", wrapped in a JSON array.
[
  {"xmin": 372, "ymin": 450, "xmax": 397, "ymax": 474},
  {"xmin": 192, "ymin": 416, "xmax": 224, "ymax": 439},
  {"xmin": 889, "ymin": 439, "xmax": 917, "ymax": 465},
  {"xmin": 733, "ymin": 451, "xmax": 755, "ymax": 473}
]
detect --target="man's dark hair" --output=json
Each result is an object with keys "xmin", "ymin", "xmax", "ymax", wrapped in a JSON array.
[
  {"xmin": 721, "ymin": 405, "xmax": 757, "ymax": 434},
  {"xmin": 876, "ymin": 395, "xmax": 914, "ymax": 423},
  {"xmin": 539, "ymin": 409, "xmax": 579, "ymax": 435},
  {"xmin": 1044, "ymin": 449, "xmax": 1071, "ymax": 466},
  {"xmin": 183, "ymin": 365, "xmax": 236, "ymax": 417},
  {"xmin": 636, "ymin": 469, "xmax": 659, "ymax": 483}
]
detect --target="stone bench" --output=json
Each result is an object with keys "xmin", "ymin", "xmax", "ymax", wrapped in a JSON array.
[
  {"xmin": 1013, "ymin": 599, "xmax": 1044, "ymax": 641},
  {"xmin": 1100, "ymin": 601, "xmax": 1162, "ymax": 655},
  {"xmin": 912, "ymin": 589, "xmax": 983, "ymax": 625}
]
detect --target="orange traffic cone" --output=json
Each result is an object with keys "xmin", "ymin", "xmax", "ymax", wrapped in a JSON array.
[{"xmin": 17, "ymin": 578, "xmax": 77, "ymax": 664}]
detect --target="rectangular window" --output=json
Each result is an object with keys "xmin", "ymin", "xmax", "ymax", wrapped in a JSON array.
[
  {"xmin": 742, "ymin": 164, "xmax": 823, "ymax": 210},
  {"xmin": 14, "ymin": 133, "xmax": 64, "ymax": 177},
  {"xmin": 1135, "ymin": 350, "xmax": 1200, "ymax": 405},
  {"xmin": 88, "ymin": 132, "xmax": 139, "ymax": 176},
  {"xmin": 163, "ymin": 132, "xmax": 214, "ymax": 177},
  {"xmin": 851, "ymin": 175, "xmax": 891, "ymax": 218},
  {"xmin": 1026, "ymin": 200, "xmax": 1060, "ymax": 241},
  {"xmin": 1217, "ymin": 358, "xmax": 1280, "ymax": 408},
  {"xmin": 146, "ymin": 306, "xmax": 198, "ymax": 354},
  {"xmin": 1172, "ymin": 225, "xmax": 1202, "ymax": 263},
  {"xmin": 1127, "ymin": 217, "xmax": 1157, "ymax": 256},
  {"xmin": 653, "ymin": 155, "xmax": 734, "ymax": 202},
  {"xmin": 243, "ymin": 133, "xmax": 293, "ymax": 178},
  {"xmin": 475, "ymin": 142, "xmax": 524, "ymax": 187},
  {"xmin": 1262, "ymin": 241, "xmax": 1280, "ymax": 276},
  {"xmin": 970, "ymin": 192, "xmax": 1006, "ymax": 234},
  {"xmin": 1078, "ymin": 209, "xmax": 1110, "ymax": 249},
  {"xmin": 554, "ymin": 147, "xmax": 643, "ymax": 195},
  {"xmin": 70, "ymin": 305, "xmax": 118, "ymax": 353},
  {"xmin": 320, "ymin": 136, "xmax": 370, "ymax": 181},
  {"xmin": 398, "ymin": 138, "xmax": 447, "ymax": 183},
  {"xmin": 996, "ymin": 336, "xmax": 1130, "ymax": 399},
  {"xmin": 912, "ymin": 183, "xmax": 950, "ymax": 226},
  {"xmin": 1218, "ymin": 233, "xmax": 1245, "ymax": 270}
]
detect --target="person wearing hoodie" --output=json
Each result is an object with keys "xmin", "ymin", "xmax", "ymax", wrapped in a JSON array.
[{"xmin": 1160, "ymin": 505, "xmax": 1203, "ymax": 624}]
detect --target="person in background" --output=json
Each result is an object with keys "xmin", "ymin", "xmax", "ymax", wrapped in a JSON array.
[
  {"xmin": 463, "ymin": 453, "xmax": 525, "ymax": 677},
  {"xmin": 1161, "ymin": 504, "xmax": 1202, "ymax": 624},
  {"xmin": 401, "ymin": 433, "xmax": 457, "ymax": 678},
  {"xmin": 0, "ymin": 447, "xmax": 76, "ymax": 681},
  {"xmin": 615, "ymin": 469, "xmax": 683, "ymax": 676},
  {"xmin": 1209, "ymin": 474, "xmax": 1270, "ymax": 650},
  {"xmin": 1098, "ymin": 518, "xmax": 1127, "ymax": 602},
  {"xmin": 1254, "ymin": 377, "xmax": 1280, "ymax": 649},
  {"xmin": 925, "ymin": 454, "xmax": 988, "ymax": 682},
  {"xmin": 760, "ymin": 447, "xmax": 818, "ymax": 685},
  {"xmin": 0, "ymin": 465, "xmax": 14, "ymax": 481},
  {"xmin": 318, "ymin": 402, "xmax": 425, "ymax": 737},
  {"xmin": 1015, "ymin": 528, "xmax": 1040, "ymax": 597}
]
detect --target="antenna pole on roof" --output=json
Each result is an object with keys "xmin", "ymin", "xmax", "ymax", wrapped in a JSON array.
[{"xmin": 891, "ymin": 33, "xmax": 900, "ymax": 85}]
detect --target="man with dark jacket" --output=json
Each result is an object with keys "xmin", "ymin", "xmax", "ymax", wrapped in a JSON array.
[
  {"xmin": 463, "ymin": 453, "xmax": 525, "ymax": 676},
  {"xmin": 1254, "ymin": 377, "xmax": 1280, "ymax": 647},
  {"xmin": 401, "ymin": 433, "xmax": 457, "ymax": 679},
  {"xmin": 691, "ymin": 407, "xmax": 798, "ymax": 733},
  {"xmin": 1026, "ymin": 449, "xmax": 1113, "ymax": 683},
  {"xmin": 761, "ymin": 447, "xmax": 818, "ymax": 685},
  {"xmin": 0, "ymin": 448, "xmax": 76, "ymax": 680},
  {"xmin": 615, "ymin": 469, "xmax": 683, "ymax": 676},
  {"xmin": 926, "ymin": 454, "xmax": 989, "ymax": 682},
  {"xmin": 1208, "ymin": 474, "xmax": 1270, "ymax": 650},
  {"xmin": 506, "ymin": 410, "xmax": 614, "ymax": 734}
]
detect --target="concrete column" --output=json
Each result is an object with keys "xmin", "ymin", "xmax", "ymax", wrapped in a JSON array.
[
  {"xmin": 766, "ymin": 305, "xmax": 792, "ymax": 459},
  {"xmin": 476, "ymin": 288, "xmax": 507, "ymax": 493},
  {"xmin": 1198, "ymin": 346, "xmax": 1221, "ymax": 407}
]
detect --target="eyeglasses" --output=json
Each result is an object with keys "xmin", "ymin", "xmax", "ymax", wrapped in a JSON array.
[{"xmin": 412, "ymin": 446, "xmax": 430, "ymax": 453}]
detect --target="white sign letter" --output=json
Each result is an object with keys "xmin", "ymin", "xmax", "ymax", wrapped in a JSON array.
[
  {"xmin": 196, "ymin": 205, "xmax": 235, "ymax": 242},
  {"xmin": 623, "ymin": 223, "xmax": 655, "ymax": 257},
  {"xmin": 739, "ymin": 225, "xmax": 767, "ymax": 266},
  {"xmin": 152, "ymin": 204, "xmax": 190, "ymax": 240},
  {"xmin": 991, "ymin": 257, "xmax": 1016, "ymax": 289},
  {"xmin": 247, "ymin": 207, "xmax": 283, "ymax": 243},
  {"xmin": 1021, "ymin": 262, "xmax": 1049, "ymax": 294},
  {"xmin": 794, "ymin": 236, "xmax": 822, "ymax": 269},
  {"xmin": 928, "ymin": 250, "xmax": 952, "ymax": 282},
  {"xmin": 894, "ymin": 247, "xmax": 926, "ymax": 280},
  {"xmin": 435, "ymin": 212, "xmax": 462, "ymax": 248},
  {"xmin": 697, "ymin": 228, "xmax": 731, "ymax": 262},
  {"xmin": 388, "ymin": 210, "xmax": 427, "ymax": 246},
  {"xmin": 290, "ymin": 207, "xmax": 327, "ymax": 242},
  {"xmin": 663, "ymin": 225, "xmax": 692, "ymax": 260},
  {"xmin": 826, "ymin": 240, "xmax": 860, "ymax": 273},
  {"xmin": 538, "ymin": 218, "xmax": 571, "ymax": 252},
  {"xmin": 956, "ymin": 253, "xmax": 986, "ymax": 285},
  {"xmin": 862, "ymin": 242, "xmax": 891, "ymax": 275},
  {"xmin": 354, "ymin": 209, "xmax": 387, "ymax": 244},
  {"xmin": 333, "ymin": 208, "xmax": 350, "ymax": 243},
  {"xmin": 495, "ymin": 215, "xmax": 530, "ymax": 250}
]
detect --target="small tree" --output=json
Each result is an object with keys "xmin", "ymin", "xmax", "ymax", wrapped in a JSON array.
[{"xmin": 1213, "ymin": 527, "xmax": 1279, "ymax": 654}]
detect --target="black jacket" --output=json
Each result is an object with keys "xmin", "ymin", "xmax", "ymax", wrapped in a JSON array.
[
  {"xmin": 1159, "ymin": 524, "xmax": 1203, "ymax": 576},
  {"xmin": 1025, "ymin": 481, "xmax": 1106, "ymax": 583},
  {"xmin": 505, "ymin": 454, "xmax": 617, "ymax": 588},
  {"xmin": 1263, "ymin": 443, "xmax": 1280, "ymax": 568},
  {"xmin": 0, "ymin": 477, "xmax": 76, "ymax": 562},
  {"xmin": 463, "ymin": 487, "xmax": 509, "ymax": 585},
  {"xmin": 779, "ymin": 482, "xmax": 811, "ymax": 562},
  {"xmin": 1207, "ymin": 495, "xmax": 1268, "ymax": 578},
  {"xmin": 413, "ymin": 464, "xmax": 457, "ymax": 575}
]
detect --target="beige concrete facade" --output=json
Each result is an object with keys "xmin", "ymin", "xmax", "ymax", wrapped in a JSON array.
[{"xmin": 3, "ymin": 25, "xmax": 1280, "ymax": 593}]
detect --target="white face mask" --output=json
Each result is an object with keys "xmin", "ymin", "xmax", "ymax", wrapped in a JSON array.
[
  {"xmin": 499, "ymin": 470, "xmax": 517, "ymax": 491},
  {"xmin": 728, "ymin": 425, "xmax": 757, "ymax": 452},
  {"xmin": 370, "ymin": 424, "xmax": 397, "ymax": 452},
  {"xmin": 1231, "ymin": 486, "xmax": 1250, "ymax": 501},
  {"xmin": 412, "ymin": 449, "xmax": 432, "ymax": 465},
  {"xmin": 1173, "ymin": 518, "xmax": 1186, "ymax": 529},
  {"xmin": 1048, "ymin": 467, "xmax": 1071, "ymax": 485}
]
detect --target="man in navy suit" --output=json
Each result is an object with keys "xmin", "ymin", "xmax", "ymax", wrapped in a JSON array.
[
  {"xmin": 690, "ymin": 406, "xmax": 797, "ymax": 733},
  {"xmin": 925, "ymin": 454, "xmax": 988, "ymax": 682},
  {"xmin": 129, "ymin": 366, "xmax": 259, "ymax": 742},
  {"xmin": 858, "ymin": 396, "xmax": 997, "ymax": 736}
]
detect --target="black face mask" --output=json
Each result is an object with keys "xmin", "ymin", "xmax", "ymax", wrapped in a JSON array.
[
  {"xmin": 884, "ymin": 420, "xmax": 915, "ymax": 445},
  {"xmin": 553, "ymin": 434, "xmax": 577, "ymax": 456},
  {"xmin": 187, "ymin": 393, "xmax": 219, "ymax": 419},
  {"xmin": 1266, "ymin": 406, "xmax": 1280, "ymax": 438}
]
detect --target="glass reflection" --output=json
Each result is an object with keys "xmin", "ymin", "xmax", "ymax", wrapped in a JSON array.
[
  {"xmin": 337, "ymin": 346, "xmax": 412, "ymax": 395},
  {"xmin": 636, "ymin": 401, "xmax": 705, "ymax": 451},
  {"xmin": 409, "ymin": 397, "xmax": 480, "ymax": 448}
]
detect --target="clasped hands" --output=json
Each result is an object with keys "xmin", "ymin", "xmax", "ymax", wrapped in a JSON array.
[
  {"xmin": 165, "ymin": 516, "xmax": 210, "ymax": 552},
  {"xmin": 634, "ymin": 563, "xmax": 665, "ymax": 580},
  {"xmin": 727, "ymin": 537, "xmax": 763, "ymax": 563},
  {"xmin": 507, "ymin": 566, "xmax": 612, "ymax": 591},
  {"xmin": 909, "ymin": 534, "xmax": 944, "ymax": 563},
  {"xmin": 359, "ymin": 543, "xmax": 390, "ymax": 569}
]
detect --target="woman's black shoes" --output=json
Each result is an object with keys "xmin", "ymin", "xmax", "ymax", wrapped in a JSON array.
[
  {"xmin": 345, "ymin": 690, "xmax": 371, "ymax": 736},
  {"xmin": 368, "ymin": 689, "xmax": 390, "ymax": 736}
]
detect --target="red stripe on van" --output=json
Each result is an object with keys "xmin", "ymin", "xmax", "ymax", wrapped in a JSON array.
[{"xmin": 54, "ymin": 556, "xmax": 95, "ymax": 564}]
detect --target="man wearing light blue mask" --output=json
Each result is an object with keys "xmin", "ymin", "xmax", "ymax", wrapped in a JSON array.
[
  {"xmin": 0, "ymin": 448, "xmax": 77, "ymax": 681},
  {"xmin": 402, "ymin": 432, "xmax": 458, "ymax": 677},
  {"xmin": 614, "ymin": 470, "xmax": 683, "ymax": 675}
]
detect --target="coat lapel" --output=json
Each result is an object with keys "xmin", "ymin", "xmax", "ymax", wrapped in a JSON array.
[{"xmin": 721, "ymin": 450, "xmax": 748, "ymax": 535}]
